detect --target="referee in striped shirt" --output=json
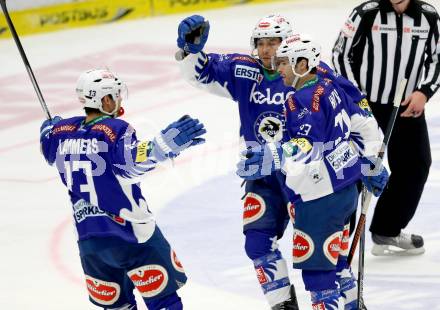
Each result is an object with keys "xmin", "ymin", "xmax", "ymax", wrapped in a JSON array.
[{"xmin": 332, "ymin": 0, "xmax": 440, "ymax": 256}]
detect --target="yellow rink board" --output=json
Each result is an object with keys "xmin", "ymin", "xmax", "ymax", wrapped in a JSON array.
[
  {"xmin": 152, "ymin": 0, "xmax": 282, "ymax": 15},
  {"xmin": 0, "ymin": 0, "xmax": 282, "ymax": 39}
]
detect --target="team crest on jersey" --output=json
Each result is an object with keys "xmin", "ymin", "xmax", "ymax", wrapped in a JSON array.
[
  {"xmin": 254, "ymin": 112, "xmax": 285, "ymax": 143},
  {"xmin": 171, "ymin": 250, "xmax": 185, "ymax": 273},
  {"xmin": 128, "ymin": 264, "xmax": 169, "ymax": 298},
  {"xmin": 292, "ymin": 229, "xmax": 314, "ymax": 263},
  {"xmin": 243, "ymin": 193, "xmax": 266, "ymax": 225},
  {"xmin": 85, "ymin": 275, "xmax": 121, "ymax": 306},
  {"xmin": 234, "ymin": 65, "xmax": 263, "ymax": 83},
  {"xmin": 323, "ymin": 231, "xmax": 342, "ymax": 265}
]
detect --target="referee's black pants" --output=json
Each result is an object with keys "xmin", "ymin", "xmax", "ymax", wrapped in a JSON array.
[{"xmin": 368, "ymin": 103, "xmax": 431, "ymax": 237}]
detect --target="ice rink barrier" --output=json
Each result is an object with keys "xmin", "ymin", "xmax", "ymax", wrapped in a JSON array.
[{"xmin": 0, "ymin": 0, "xmax": 284, "ymax": 39}]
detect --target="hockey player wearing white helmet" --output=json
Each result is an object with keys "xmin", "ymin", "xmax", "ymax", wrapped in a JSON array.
[
  {"xmin": 40, "ymin": 68, "xmax": 206, "ymax": 310},
  {"xmin": 176, "ymin": 13, "xmax": 370, "ymax": 310}
]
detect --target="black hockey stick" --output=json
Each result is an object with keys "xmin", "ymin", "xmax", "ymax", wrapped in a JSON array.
[
  {"xmin": 347, "ymin": 79, "xmax": 407, "ymax": 309},
  {"xmin": 347, "ymin": 78, "xmax": 408, "ymax": 266},
  {"xmin": 0, "ymin": 0, "xmax": 52, "ymax": 120}
]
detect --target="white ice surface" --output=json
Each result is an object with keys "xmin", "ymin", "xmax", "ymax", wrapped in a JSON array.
[{"xmin": 0, "ymin": 0, "xmax": 439, "ymax": 309}]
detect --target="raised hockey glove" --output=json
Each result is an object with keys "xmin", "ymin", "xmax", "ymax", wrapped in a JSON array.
[
  {"xmin": 360, "ymin": 156, "xmax": 389, "ymax": 197},
  {"xmin": 177, "ymin": 15, "xmax": 210, "ymax": 54},
  {"xmin": 152, "ymin": 115, "xmax": 206, "ymax": 161},
  {"xmin": 40, "ymin": 116, "xmax": 62, "ymax": 140},
  {"xmin": 236, "ymin": 144, "xmax": 283, "ymax": 180}
]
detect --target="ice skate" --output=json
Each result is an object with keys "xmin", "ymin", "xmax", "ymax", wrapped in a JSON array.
[
  {"xmin": 371, "ymin": 232, "xmax": 425, "ymax": 256},
  {"xmin": 272, "ymin": 285, "xmax": 299, "ymax": 310}
]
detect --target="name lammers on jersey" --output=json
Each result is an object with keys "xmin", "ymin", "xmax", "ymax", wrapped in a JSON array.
[
  {"xmin": 250, "ymin": 83, "xmax": 294, "ymax": 105},
  {"xmin": 59, "ymin": 138, "xmax": 99, "ymax": 155},
  {"xmin": 73, "ymin": 199, "xmax": 105, "ymax": 223}
]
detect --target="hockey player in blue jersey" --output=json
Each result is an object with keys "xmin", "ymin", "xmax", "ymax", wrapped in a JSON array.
[
  {"xmin": 40, "ymin": 69, "xmax": 207, "ymax": 310},
  {"xmin": 237, "ymin": 36, "xmax": 389, "ymax": 309},
  {"xmin": 176, "ymin": 13, "xmax": 371, "ymax": 309}
]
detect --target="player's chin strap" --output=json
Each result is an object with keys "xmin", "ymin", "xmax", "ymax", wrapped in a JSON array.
[
  {"xmin": 291, "ymin": 66, "xmax": 312, "ymax": 89},
  {"xmin": 251, "ymin": 51, "xmax": 276, "ymax": 72},
  {"xmin": 99, "ymin": 100, "xmax": 123, "ymax": 118}
]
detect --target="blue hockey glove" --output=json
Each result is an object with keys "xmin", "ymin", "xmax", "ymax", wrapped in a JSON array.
[
  {"xmin": 360, "ymin": 156, "xmax": 389, "ymax": 197},
  {"xmin": 40, "ymin": 116, "xmax": 62, "ymax": 140},
  {"xmin": 177, "ymin": 15, "xmax": 210, "ymax": 54},
  {"xmin": 153, "ymin": 115, "xmax": 206, "ymax": 161},
  {"xmin": 236, "ymin": 144, "xmax": 283, "ymax": 180}
]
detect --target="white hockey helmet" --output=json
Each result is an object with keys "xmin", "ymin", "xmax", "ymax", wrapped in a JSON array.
[
  {"xmin": 76, "ymin": 69, "xmax": 126, "ymax": 116},
  {"xmin": 250, "ymin": 14, "xmax": 293, "ymax": 49},
  {"xmin": 276, "ymin": 34, "xmax": 321, "ymax": 77}
]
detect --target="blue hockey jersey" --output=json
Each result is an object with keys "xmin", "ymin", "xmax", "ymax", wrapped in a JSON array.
[
  {"xmin": 40, "ymin": 116, "xmax": 160, "ymax": 243},
  {"xmin": 179, "ymin": 51, "xmax": 365, "ymax": 146},
  {"xmin": 282, "ymin": 77, "xmax": 382, "ymax": 202}
]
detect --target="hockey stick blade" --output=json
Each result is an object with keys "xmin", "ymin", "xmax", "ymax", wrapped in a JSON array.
[
  {"xmin": 347, "ymin": 78, "xmax": 408, "ymax": 266},
  {"xmin": 0, "ymin": 0, "xmax": 52, "ymax": 120}
]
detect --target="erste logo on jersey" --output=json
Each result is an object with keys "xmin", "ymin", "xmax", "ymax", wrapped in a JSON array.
[
  {"xmin": 128, "ymin": 264, "xmax": 168, "ymax": 298},
  {"xmin": 85, "ymin": 275, "xmax": 120, "ymax": 306},
  {"xmin": 243, "ymin": 193, "xmax": 266, "ymax": 225},
  {"xmin": 292, "ymin": 229, "xmax": 314, "ymax": 263},
  {"xmin": 250, "ymin": 83, "xmax": 294, "ymax": 105},
  {"xmin": 234, "ymin": 65, "xmax": 263, "ymax": 83},
  {"xmin": 323, "ymin": 231, "xmax": 342, "ymax": 265},
  {"xmin": 254, "ymin": 112, "xmax": 285, "ymax": 143}
]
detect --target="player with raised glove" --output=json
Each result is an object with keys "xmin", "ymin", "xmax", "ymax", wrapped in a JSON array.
[
  {"xmin": 39, "ymin": 116, "xmax": 62, "ymax": 140},
  {"xmin": 360, "ymin": 157, "xmax": 390, "ymax": 197},
  {"xmin": 177, "ymin": 14, "xmax": 210, "ymax": 54},
  {"xmin": 39, "ymin": 68, "xmax": 207, "ymax": 310}
]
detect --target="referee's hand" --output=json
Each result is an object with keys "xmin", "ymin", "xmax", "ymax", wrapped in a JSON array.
[{"xmin": 400, "ymin": 91, "xmax": 427, "ymax": 118}]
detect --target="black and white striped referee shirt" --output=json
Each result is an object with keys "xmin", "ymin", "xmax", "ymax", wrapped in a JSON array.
[{"xmin": 332, "ymin": 0, "xmax": 440, "ymax": 104}]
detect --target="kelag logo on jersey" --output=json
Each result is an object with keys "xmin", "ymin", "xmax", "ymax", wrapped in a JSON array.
[
  {"xmin": 250, "ymin": 83, "xmax": 294, "ymax": 105},
  {"xmin": 254, "ymin": 112, "xmax": 285, "ymax": 143}
]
